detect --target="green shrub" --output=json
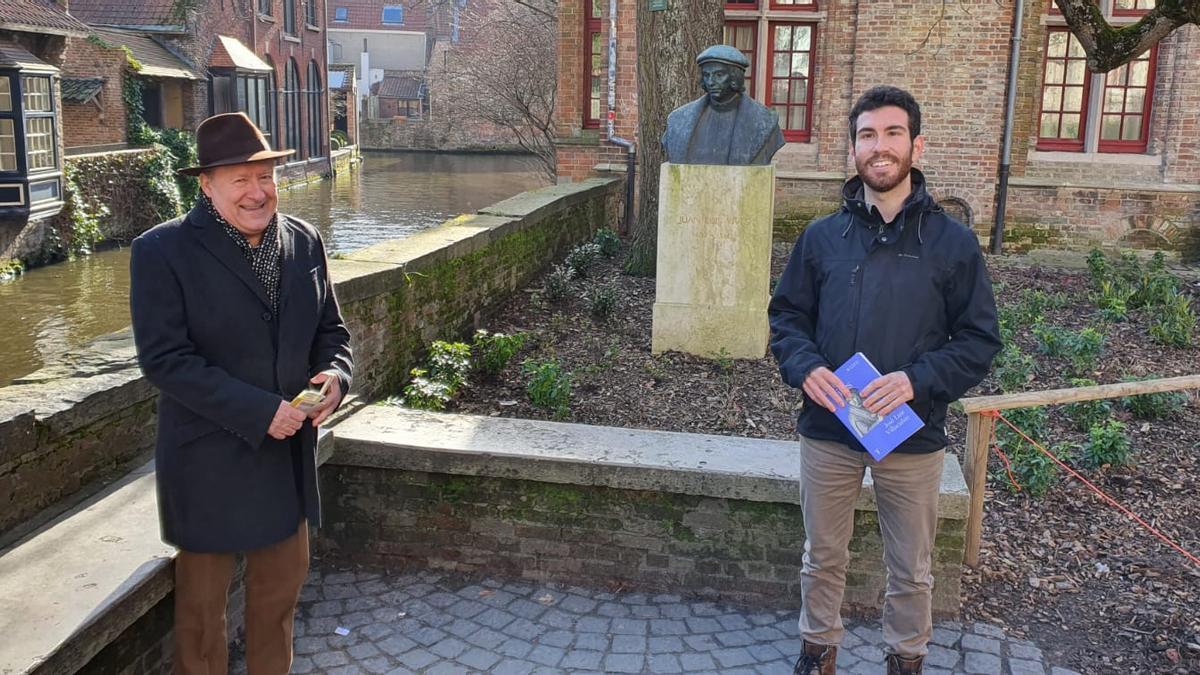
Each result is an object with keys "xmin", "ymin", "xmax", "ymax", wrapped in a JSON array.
[
  {"xmin": 472, "ymin": 330, "xmax": 527, "ymax": 377},
  {"xmin": 523, "ymin": 359, "xmax": 572, "ymax": 418},
  {"xmin": 428, "ymin": 340, "xmax": 471, "ymax": 391},
  {"xmin": 997, "ymin": 406, "xmax": 1048, "ymax": 455},
  {"xmin": 1005, "ymin": 441, "xmax": 1074, "ymax": 497},
  {"xmin": 993, "ymin": 342, "xmax": 1035, "ymax": 393},
  {"xmin": 586, "ymin": 283, "xmax": 617, "ymax": 319},
  {"xmin": 1093, "ymin": 279, "xmax": 1132, "ymax": 322},
  {"xmin": 1120, "ymin": 376, "xmax": 1189, "ymax": 419},
  {"xmin": 1067, "ymin": 327, "xmax": 1104, "ymax": 373},
  {"xmin": 592, "ymin": 228, "xmax": 620, "ymax": 258},
  {"xmin": 1148, "ymin": 291, "xmax": 1196, "ymax": 347},
  {"xmin": 565, "ymin": 242, "xmax": 602, "ymax": 278},
  {"xmin": 159, "ymin": 128, "xmax": 200, "ymax": 206},
  {"xmin": 544, "ymin": 263, "xmax": 575, "ymax": 302},
  {"xmin": 1032, "ymin": 323, "xmax": 1104, "ymax": 374},
  {"xmin": 403, "ymin": 368, "xmax": 454, "ymax": 410},
  {"xmin": 1086, "ymin": 248, "xmax": 1110, "ymax": 284},
  {"xmin": 1083, "ymin": 419, "xmax": 1132, "ymax": 468},
  {"xmin": 1062, "ymin": 379, "xmax": 1112, "ymax": 432}
]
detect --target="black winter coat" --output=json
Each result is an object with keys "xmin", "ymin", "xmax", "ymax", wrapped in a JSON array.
[
  {"xmin": 130, "ymin": 203, "xmax": 352, "ymax": 552},
  {"xmin": 768, "ymin": 169, "xmax": 1001, "ymax": 454}
]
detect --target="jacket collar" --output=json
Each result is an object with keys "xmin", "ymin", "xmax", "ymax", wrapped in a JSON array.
[
  {"xmin": 838, "ymin": 168, "xmax": 939, "ymax": 244},
  {"xmin": 188, "ymin": 202, "xmax": 296, "ymax": 312}
]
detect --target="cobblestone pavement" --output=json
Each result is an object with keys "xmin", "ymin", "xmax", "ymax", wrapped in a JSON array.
[{"xmin": 236, "ymin": 567, "xmax": 1081, "ymax": 675}]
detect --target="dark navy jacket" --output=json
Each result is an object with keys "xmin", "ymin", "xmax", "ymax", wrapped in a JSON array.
[
  {"xmin": 768, "ymin": 169, "xmax": 1001, "ymax": 454},
  {"xmin": 130, "ymin": 203, "xmax": 352, "ymax": 552}
]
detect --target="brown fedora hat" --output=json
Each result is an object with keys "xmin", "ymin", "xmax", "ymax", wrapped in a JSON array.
[{"xmin": 177, "ymin": 112, "xmax": 295, "ymax": 176}]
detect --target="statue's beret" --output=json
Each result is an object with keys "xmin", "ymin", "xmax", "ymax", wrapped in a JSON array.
[{"xmin": 696, "ymin": 44, "xmax": 750, "ymax": 70}]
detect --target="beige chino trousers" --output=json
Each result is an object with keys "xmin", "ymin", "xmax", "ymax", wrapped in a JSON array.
[{"xmin": 798, "ymin": 435, "xmax": 945, "ymax": 657}]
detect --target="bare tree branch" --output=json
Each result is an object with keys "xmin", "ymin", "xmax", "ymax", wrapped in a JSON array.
[
  {"xmin": 1054, "ymin": 0, "xmax": 1199, "ymax": 72},
  {"xmin": 436, "ymin": 0, "xmax": 558, "ymax": 180}
]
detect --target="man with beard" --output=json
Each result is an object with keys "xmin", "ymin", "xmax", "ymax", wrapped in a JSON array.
[
  {"xmin": 768, "ymin": 86, "xmax": 1000, "ymax": 675},
  {"xmin": 130, "ymin": 112, "xmax": 352, "ymax": 674}
]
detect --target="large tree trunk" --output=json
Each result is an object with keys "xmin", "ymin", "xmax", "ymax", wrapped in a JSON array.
[
  {"xmin": 625, "ymin": 0, "xmax": 724, "ymax": 277},
  {"xmin": 1054, "ymin": 0, "xmax": 1199, "ymax": 72}
]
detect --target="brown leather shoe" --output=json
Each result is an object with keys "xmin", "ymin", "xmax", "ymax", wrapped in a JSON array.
[
  {"xmin": 886, "ymin": 653, "xmax": 925, "ymax": 675},
  {"xmin": 793, "ymin": 640, "xmax": 837, "ymax": 675}
]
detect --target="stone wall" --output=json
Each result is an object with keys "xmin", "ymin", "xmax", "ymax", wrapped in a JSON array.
[
  {"xmin": 334, "ymin": 177, "xmax": 623, "ymax": 399},
  {"xmin": 359, "ymin": 118, "xmax": 526, "ymax": 153},
  {"xmin": 316, "ymin": 407, "xmax": 970, "ymax": 618},
  {"xmin": 318, "ymin": 467, "xmax": 965, "ymax": 617}
]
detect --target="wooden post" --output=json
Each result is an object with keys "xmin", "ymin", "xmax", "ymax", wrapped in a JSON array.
[{"xmin": 963, "ymin": 411, "xmax": 991, "ymax": 568}]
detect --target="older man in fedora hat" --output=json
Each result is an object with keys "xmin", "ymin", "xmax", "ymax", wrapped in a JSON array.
[{"xmin": 129, "ymin": 112, "xmax": 352, "ymax": 675}]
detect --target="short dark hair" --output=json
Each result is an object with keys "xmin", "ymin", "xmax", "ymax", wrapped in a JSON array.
[{"xmin": 848, "ymin": 85, "xmax": 921, "ymax": 141}]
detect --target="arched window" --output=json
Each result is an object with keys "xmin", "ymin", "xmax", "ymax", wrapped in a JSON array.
[
  {"xmin": 284, "ymin": 59, "xmax": 301, "ymax": 155},
  {"xmin": 307, "ymin": 61, "xmax": 323, "ymax": 158}
]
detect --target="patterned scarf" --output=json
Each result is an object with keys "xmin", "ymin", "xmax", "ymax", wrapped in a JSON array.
[{"xmin": 201, "ymin": 193, "xmax": 282, "ymax": 315}]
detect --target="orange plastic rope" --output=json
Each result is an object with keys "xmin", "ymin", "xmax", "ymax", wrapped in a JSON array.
[
  {"xmin": 983, "ymin": 409, "xmax": 1200, "ymax": 569},
  {"xmin": 981, "ymin": 412, "xmax": 1022, "ymax": 492}
]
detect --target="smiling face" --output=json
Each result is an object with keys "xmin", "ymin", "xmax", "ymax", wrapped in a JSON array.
[
  {"xmin": 700, "ymin": 62, "xmax": 742, "ymax": 105},
  {"xmin": 849, "ymin": 105, "xmax": 925, "ymax": 196},
  {"xmin": 199, "ymin": 160, "xmax": 278, "ymax": 245}
]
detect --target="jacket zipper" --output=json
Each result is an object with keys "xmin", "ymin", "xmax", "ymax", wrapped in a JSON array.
[{"xmin": 849, "ymin": 263, "xmax": 863, "ymax": 352}]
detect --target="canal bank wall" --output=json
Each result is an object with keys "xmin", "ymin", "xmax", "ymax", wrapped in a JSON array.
[{"xmin": 0, "ymin": 176, "xmax": 622, "ymax": 548}]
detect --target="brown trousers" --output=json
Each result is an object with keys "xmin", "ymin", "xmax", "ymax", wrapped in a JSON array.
[
  {"xmin": 798, "ymin": 436, "xmax": 945, "ymax": 657},
  {"xmin": 173, "ymin": 521, "xmax": 310, "ymax": 675}
]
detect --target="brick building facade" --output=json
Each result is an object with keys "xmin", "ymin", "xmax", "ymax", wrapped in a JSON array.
[
  {"xmin": 71, "ymin": 0, "xmax": 332, "ymax": 170},
  {"xmin": 555, "ymin": 0, "xmax": 1200, "ymax": 256}
]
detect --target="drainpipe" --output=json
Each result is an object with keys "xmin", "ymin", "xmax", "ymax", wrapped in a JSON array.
[
  {"xmin": 991, "ymin": 0, "xmax": 1026, "ymax": 255},
  {"xmin": 606, "ymin": 0, "xmax": 635, "ymax": 235}
]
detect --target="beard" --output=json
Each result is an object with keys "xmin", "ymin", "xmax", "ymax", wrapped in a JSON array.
[{"xmin": 855, "ymin": 149, "xmax": 914, "ymax": 194}]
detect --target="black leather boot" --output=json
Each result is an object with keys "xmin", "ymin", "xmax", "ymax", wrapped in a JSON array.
[
  {"xmin": 793, "ymin": 640, "xmax": 837, "ymax": 675},
  {"xmin": 886, "ymin": 653, "xmax": 924, "ymax": 675}
]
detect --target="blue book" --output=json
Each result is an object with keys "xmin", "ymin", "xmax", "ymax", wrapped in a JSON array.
[{"xmin": 832, "ymin": 352, "xmax": 925, "ymax": 461}]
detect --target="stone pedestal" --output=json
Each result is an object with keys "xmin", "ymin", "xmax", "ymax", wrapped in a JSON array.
[{"xmin": 651, "ymin": 162, "xmax": 774, "ymax": 359}]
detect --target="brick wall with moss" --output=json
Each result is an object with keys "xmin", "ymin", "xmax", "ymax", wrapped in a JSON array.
[
  {"xmin": 315, "ymin": 466, "xmax": 965, "ymax": 617},
  {"xmin": 1004, "ymin": 185, "xmax": 1200, "ymax": 260},
  {"xmin": 334, "ymin": 178, "xmax": 623, "ymax": 399}
]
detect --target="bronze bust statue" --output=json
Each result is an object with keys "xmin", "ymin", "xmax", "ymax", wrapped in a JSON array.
[{"xmin": 662, "ymin": 44, "xmax": 785, "ymax": 166}]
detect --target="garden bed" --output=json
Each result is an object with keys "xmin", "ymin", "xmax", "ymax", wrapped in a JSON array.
[{"xmin": 397, "ymin": 234, "xmax": 1200, "ymax": 674}]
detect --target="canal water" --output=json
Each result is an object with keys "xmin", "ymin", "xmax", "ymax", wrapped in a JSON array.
[{"xmin": 0, "ymin": 151, "xmax": 546, "ymax": 387}]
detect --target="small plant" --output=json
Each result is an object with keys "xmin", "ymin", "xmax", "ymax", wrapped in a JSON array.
[
  {"xmin": 592, "ymin": 228, "xmax": 620, "ymax": 258},
  {"xmin": 996, "ymin": 406, "xmax": 1048, "ymax": 456},
  {"xmin": 586, "ymin": 283, "xmax": 618, "ymax": 319},
  {"xmin": 713, "ymin": 347, "xmax": 734, "ymax": 377},
  {"xmin": 523, "ymin": 359, "xmax": 572, "ymax": 418},
  {"xmin": 1120, "ymin": 375, "xmax": 1189, "ymax": 419},
  {"xmin": 1086, "ymin": 248, "xmax": 1110, "ymax": 285},
  {"xmin": 992, "ymin": 342, "xmax": 1035, "ymax": 392},
  {"xmin": 1004, "ymin": 442, "xmax": 1074, "ymax": 497},
  {"xmin": 428, "ymin": 340, "xmax": 472, "ymax": 392},
  {"xmin": 1083, "ymin": 419, "xmax": 1132, "ymax": 468},
  {"xmin": 403, "ymin": 368, "xmax": 454, "ymax": 410},
  {"xmin": 544, "ymin": 263, "xmax": 575, "ymax": 302},
  {"xmin": 643, "ymin": 357, "xmax": 668, "ymax": 383},
  {"xmin": 1061, "ymin": 378, "xmax": 1111, "ymax": 432},
  {"xmin": 1033, "ymin": 323, "xmax": 1104, "ymax": 374},
  {"xmin": 1148, "ymin": 291, "xmax": 1196, "ymax": 347},
  {"xmin": 472, "ymin": 330, "xmax": 527, "ymax": 377},
  {"xmin": 1032, "ymin": 322, "xmax": 1068, "ymax": 357},
  {"xmin": 1093, "ymin": 279, "xmax": 1132, "ymax": 322},
  {"xmin": 565, "ymin": 242, "xmax": 602, "ymax": 278},
  {"xmin": 1066, "ymin": 327, "xmax": 1105, "ymax": 373}
]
